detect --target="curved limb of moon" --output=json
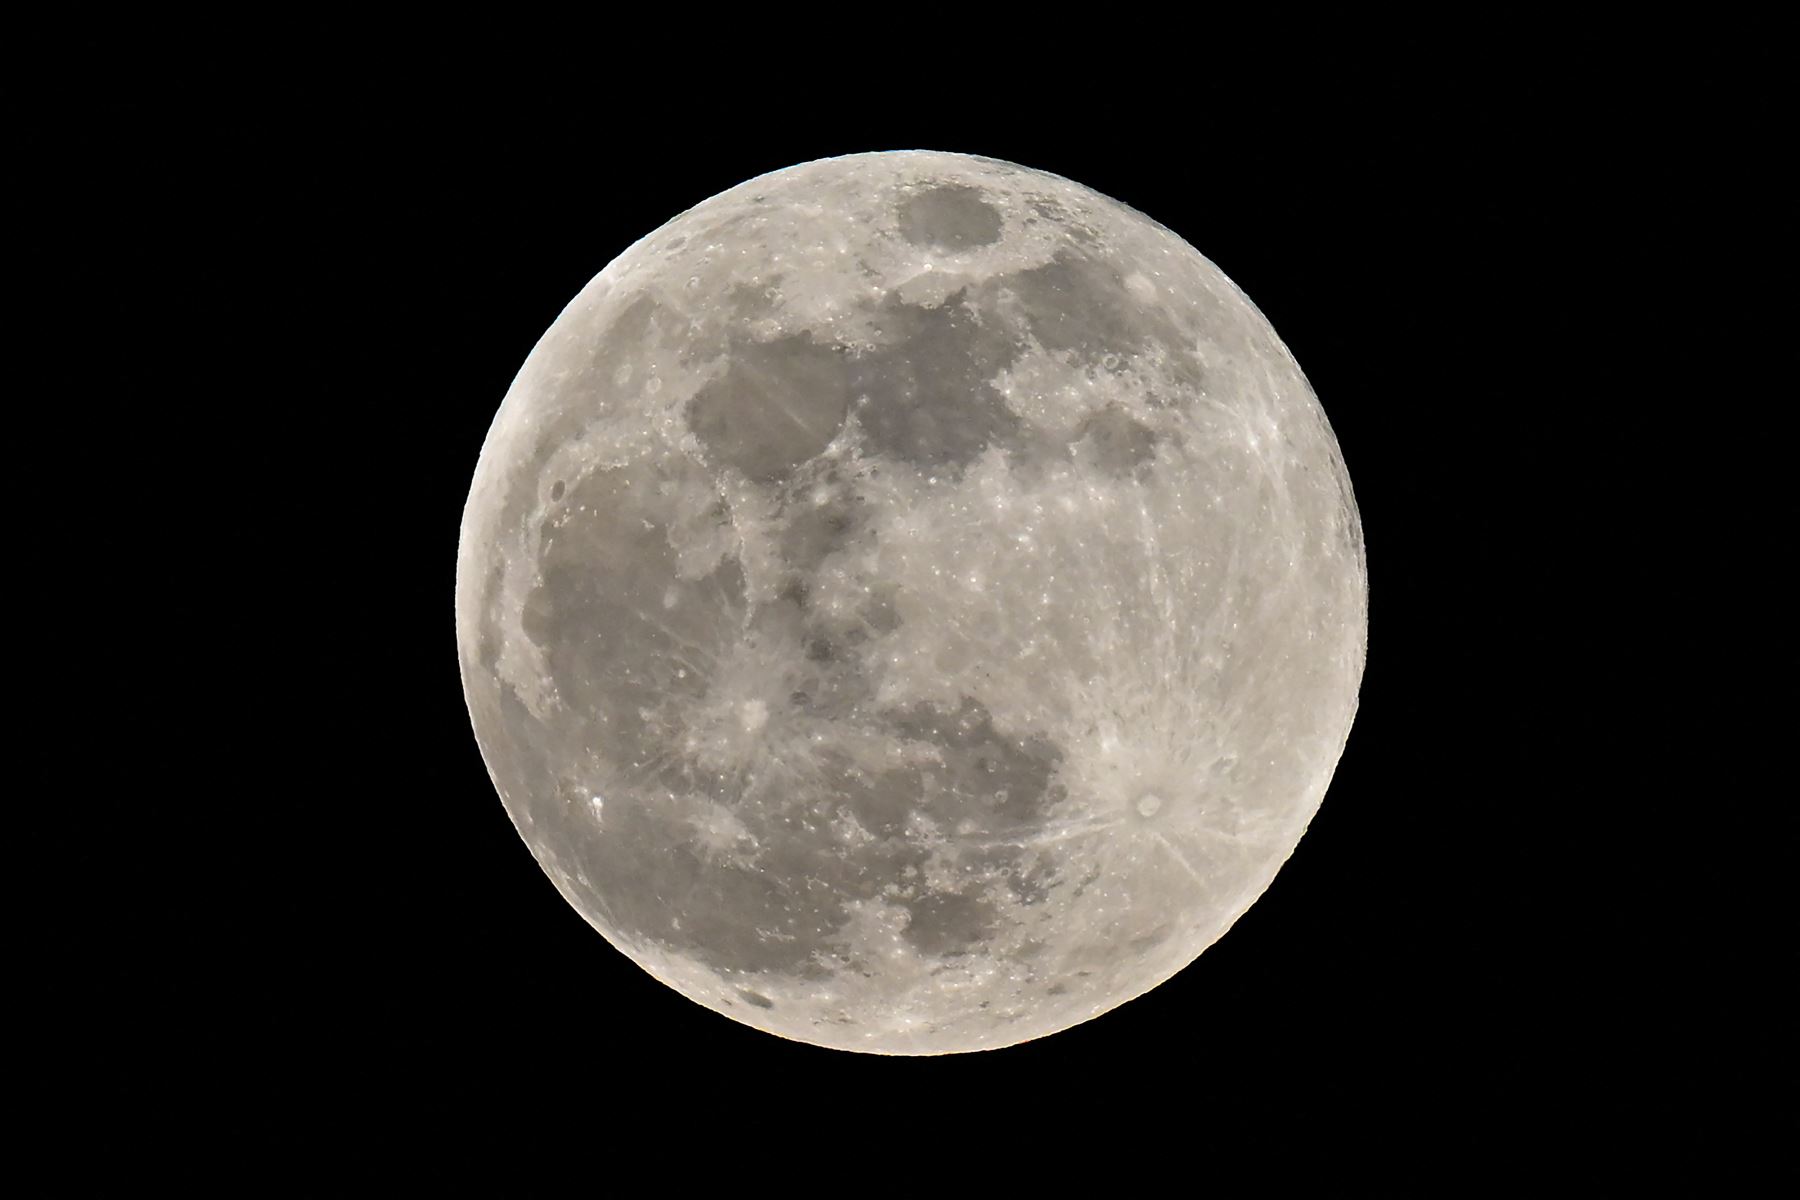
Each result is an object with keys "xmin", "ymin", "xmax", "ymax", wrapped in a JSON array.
[{"xmin": 456, "ymin": 151, "xmax": 1366, "ymax": 1054}]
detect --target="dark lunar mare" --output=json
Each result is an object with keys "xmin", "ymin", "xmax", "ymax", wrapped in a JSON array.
[
  {"xmin": 486, "ymin": 441, "xmax": 1075, "ymax": 986},
  {"xmin": 460, "ymin": 163, "xmax": 1348, "ymax": 1034}
]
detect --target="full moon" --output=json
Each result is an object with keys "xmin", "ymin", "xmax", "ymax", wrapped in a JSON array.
[{"xmin": 456, "ymin": 151, "xmax": 1366, "ymax": 1054}]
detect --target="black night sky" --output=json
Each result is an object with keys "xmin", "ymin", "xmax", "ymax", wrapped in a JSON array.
[{"xmin": 27, "ymin": 41, "xmax": 1785, "ymax": 1185}]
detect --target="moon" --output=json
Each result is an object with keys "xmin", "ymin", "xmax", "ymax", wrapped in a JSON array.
[{"xmin": 456, "ymin": 150, "xmax": 1366, "ymax": 1054}]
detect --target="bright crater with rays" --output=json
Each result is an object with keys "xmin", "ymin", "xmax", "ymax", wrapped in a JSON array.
[{"xmin": 456, "ymin": 151, "xmax": 1366, "ymax": 1054}]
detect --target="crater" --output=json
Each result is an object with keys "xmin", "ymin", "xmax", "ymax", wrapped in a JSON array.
[
  {"xmin": 738, "ymin": 989, "xmax": 775, "ymax": 1009},
  {"xmin": 897, "ymin": 184, "xmax": 1004, "ymax": 250}
]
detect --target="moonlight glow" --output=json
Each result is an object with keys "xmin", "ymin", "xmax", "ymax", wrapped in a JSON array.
[{"xmin": 456, "ymin": 151, "xmax": 1367, "ymax": 1054}]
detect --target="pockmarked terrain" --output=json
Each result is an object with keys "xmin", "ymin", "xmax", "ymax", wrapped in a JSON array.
[{"xmin": 456, "ymin": 151, "xmax": 1367, "ymax": 1054}]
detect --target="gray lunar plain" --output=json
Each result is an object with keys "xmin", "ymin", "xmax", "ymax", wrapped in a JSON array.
[{"xmin": 456, "ymin": 150, "xmax": 1367, "ymax": 1054}]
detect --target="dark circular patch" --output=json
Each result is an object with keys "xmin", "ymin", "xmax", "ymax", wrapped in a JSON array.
[{"xmin": 897, "ymin": 184, "xmax": 1004, "ymax": 251}]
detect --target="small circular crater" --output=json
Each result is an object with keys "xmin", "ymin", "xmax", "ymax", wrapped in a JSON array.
[
  {"xmin": 549, "ymin": 480, "xmax": 565, "ymax": 501},
  {"xmin": 1135, "ymin": 793, "xmax": 1164, "ymax": 818}
]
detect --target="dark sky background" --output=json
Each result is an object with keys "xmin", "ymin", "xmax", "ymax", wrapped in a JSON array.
[{"xmin": 29, "ymin": 45, "xmax": 1785, "ymax": 1183}]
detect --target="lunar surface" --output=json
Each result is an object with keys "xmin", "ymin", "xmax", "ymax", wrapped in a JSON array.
[{"xmin": 456, "ymin": 151, "xmax": 1366, "ymax": 1054}]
